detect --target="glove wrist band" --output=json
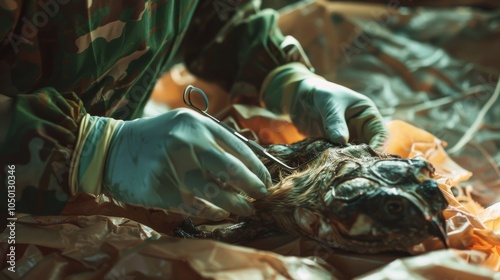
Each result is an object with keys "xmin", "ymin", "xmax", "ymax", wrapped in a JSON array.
[{"xmin": 69, "ymin": 114, "xmax": 123, "ymax": 196}]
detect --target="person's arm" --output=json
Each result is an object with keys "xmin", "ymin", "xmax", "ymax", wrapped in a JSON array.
[
  {"xmin": 0, "ymin": 4, "xmax": 88, "ymax": 215},
  {"xmin": 181, "ymin": 0, "xmax": 388, "ymax": 148},
  {"xmin": 0, "ymin": 87, "xmax": 270, "ymax": 219},
  {"xmin": 1, "ymin": 1, "xmax": 271, "ymax": 219},
  {"xmin": 180, "ymin": 0, "xmax": 313, "ymax": 104},
  {"xmin": 0, "ymin": 89, "xmax": 86, "ymax": 215}
]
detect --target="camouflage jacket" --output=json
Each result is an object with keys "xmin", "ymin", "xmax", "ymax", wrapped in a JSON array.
[{"xmin": 0, "ymin": 0, "xmax": 310, "ymax": 215}]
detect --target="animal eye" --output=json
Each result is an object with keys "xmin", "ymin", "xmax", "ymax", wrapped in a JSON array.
[
  {"xmin": 367, "ymin": 195, "xmax": 408, "ymax": 223},
  {"xmin": 385, "ymin": 200, "xmax": 404, "ymax": 216}
]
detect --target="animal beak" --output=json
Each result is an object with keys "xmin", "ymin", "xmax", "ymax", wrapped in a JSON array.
[
  {"xmin": 399, "ymin": 192, "xmax": 449, "ymax": 248},
  {"xmin": 429, "ymin": 216, "xmax": 449, "ymax": 248}
]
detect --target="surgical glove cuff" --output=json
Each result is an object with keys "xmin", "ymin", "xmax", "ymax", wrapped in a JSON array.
[
  {"xmin": 69, "ymin": 114, "xmax": 124, "ymax": 196},
  {"xmin": 260, "ymin": 62, "xmax": 324, "ymax": 114}
]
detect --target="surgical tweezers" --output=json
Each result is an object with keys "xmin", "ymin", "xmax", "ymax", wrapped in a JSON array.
[{"xmin": 183, "ymin": 85, "xmax": 313, "ymax": 171}]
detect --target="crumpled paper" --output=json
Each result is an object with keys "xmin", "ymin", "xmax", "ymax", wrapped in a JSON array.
[
  {"xmin": 355, "ymin": 250, "xmax": 498, "ymax": 280},
  {"xmin": 3, "ymin": 1, "xmax": 500, "ymax": 279},
  {"xmin": 0, "ymin": 215, "xmax": 338, "ymax": 279}
]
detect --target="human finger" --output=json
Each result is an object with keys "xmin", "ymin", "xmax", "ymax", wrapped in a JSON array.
[
  {"xmin": 320, "ymin": 99, "xmax": 350, "ymax": 145},
  {"xmin": 346, "ymin": 105, "xmax": 388, "ymax": 149},
  {"xmin": 176, "ymin": 195, "xmax": 231, "ymax": 221},
  {"xmin": 204, "ymin": 119, "xmax": 272, "ymax": 188},
  {"xmin": 183, "ymin": 169, "xmax": 255, "ymax": 217},
  {"xmin": 196, "ymin": 149, "xmax": 269, "ymax": 199}
]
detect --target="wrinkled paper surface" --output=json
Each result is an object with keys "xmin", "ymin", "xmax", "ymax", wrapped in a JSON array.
[{"xmin": 3, "ymin": 1, "xmax": 500, "ymax": 279}]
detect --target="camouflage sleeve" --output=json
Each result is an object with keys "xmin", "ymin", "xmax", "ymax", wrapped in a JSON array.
[
  {"xmin": 0, "ymin": 0, "xmax": 196, "ymax": 216},
  {"xmin": 180, "ymin": 0, "xmax": 313, "ymax": 105},
  {"xmin": 0, "ymin": 89, "xmax": 85, "ymax": 215},
  {"xmin": 0, "ymin": 3, "xmax": 85, "ymax": 215}
]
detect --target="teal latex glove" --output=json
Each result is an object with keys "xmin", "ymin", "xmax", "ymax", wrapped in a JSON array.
[
  {"xmin": 292, "ymin": 77, "xmax": 387, "ymax": 148},
  {"xmin": 77, "ymin": 109, "xmax": 271, "ymax": 221},
  {"xmin": 262, "ymin": 64, "xmax": 388, "ymax": 149}
]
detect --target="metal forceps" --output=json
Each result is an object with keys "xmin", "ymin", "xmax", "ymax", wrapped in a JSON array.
[{"xmin": 183, "ymin": 85, "xmax": 312, "ymax": 171}]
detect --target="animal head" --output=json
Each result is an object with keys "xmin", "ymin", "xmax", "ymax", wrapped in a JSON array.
[{"xmin": 254, "ymin": 140, "xmax": 449, "ymax": 253}]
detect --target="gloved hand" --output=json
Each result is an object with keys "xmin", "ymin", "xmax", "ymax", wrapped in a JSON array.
[
  {"xmin": 71, "ymin": 109, "xmax": 271, "ymax": 221},
  {"xmin": 261, "ymin": 63, "xmax": 388, "ymax": 148}
]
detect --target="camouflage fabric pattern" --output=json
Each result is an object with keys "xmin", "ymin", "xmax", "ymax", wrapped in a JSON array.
[{"xmin": 0, "ymin": 0, "xmax": 310, "ymax": 215}]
